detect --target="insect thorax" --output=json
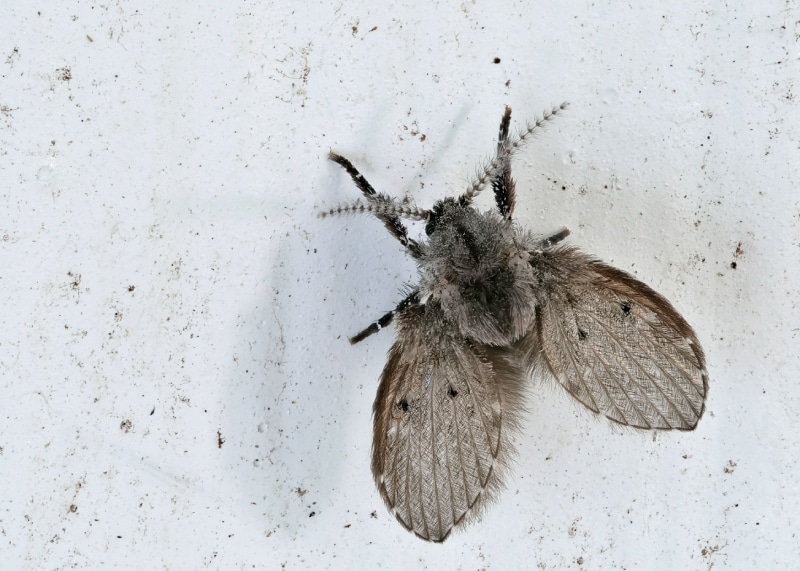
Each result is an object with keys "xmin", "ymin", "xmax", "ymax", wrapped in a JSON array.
[{"xmin": 417, "ymin": 199, "xmax": 539, "ymax": 346}]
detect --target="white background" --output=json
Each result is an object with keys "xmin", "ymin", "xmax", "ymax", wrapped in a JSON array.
[{"xmin": 2, "ymin": 1, "xmax": 799, "ymax": 569}]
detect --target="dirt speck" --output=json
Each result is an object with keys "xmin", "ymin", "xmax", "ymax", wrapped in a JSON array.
[{"xmin": 731, "ymin": 242, "xmax": 744, "ymax": 269}]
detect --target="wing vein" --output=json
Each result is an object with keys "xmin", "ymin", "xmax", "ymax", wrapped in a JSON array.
[
  {"xmin": 460, "ymin": 361, "xmax": 494, "ymax": 485},
  {"xmin": 635, "ymin": 318, "xmax": 706, "ymax": 413},
  {"xmin": 428, "ymin": 370, "xmax": 444, "ymax": 540},
  {"xmin": 586, "ymin": 337, "xmax": 649, "ymax": 426},
  {"xmin": 449, "ymin": 384, "xmax": 469, "ymax": 527},
  {"xmin": 583, "ymin": 309, "xmax": 683, "ymax": 427},
  {"xmin": 415, "ymin": 410, "xmax": 430, "ymax": 540},
  {"xmin": 547, "ymin": 300, "xmax": 603, "ymax": 414},
  {"xmin": 577, "ymin": 307, "xmax": 663, "ymax": 426}
]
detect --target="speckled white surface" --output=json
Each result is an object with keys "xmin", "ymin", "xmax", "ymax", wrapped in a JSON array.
[{"xmin": 2, "ymin": 1, "xmax": 798, "ymax": 569}]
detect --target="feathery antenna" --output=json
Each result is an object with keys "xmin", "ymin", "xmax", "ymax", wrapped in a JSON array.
[{"xmin": 459, "ymin": 102, "xmax": 569, "ymax": 205}]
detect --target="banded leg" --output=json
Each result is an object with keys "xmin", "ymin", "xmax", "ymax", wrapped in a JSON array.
[
  {"xmin": 349, "ymin": 290, "xmax": 420, "ymax": 344},
  {"xmin": 491, "ymin": 106, "xmax": 517, "ymax": 220},
  {"xmin": 534, "ymin": 228, "xmax": 571, "ymax": 251},
  {"xmin": 329, "ymin": 152, "xmax": 421, "ymax": 258}
]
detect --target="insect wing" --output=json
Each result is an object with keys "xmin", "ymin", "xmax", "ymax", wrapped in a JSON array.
[
  {"xmin": 534, "ymin": 247, "xmax": 707, "ymax": 430},
  {"xmin": 371, "ymin": 306, "xmax": 523, "ymax": 542}
]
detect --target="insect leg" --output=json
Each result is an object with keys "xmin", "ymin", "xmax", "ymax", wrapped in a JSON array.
[
  {"xmin": 538, "ymin": 228, "xmax": 571, "ymax": 249},
  {"xmin": 329, "ymin": 152, "xmax": 421, "ymax": 258},
  {"xmin": 349, "ymin": 290, "xmax": 420, "ymax": 345},
  {"xmin": 491, "ymin": 106, "xmax": 517, "ymax": 220}
]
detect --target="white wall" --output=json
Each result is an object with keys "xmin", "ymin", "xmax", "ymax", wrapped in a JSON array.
[{"xmin": 2, "ymin": 1, "xmax": 798, "ymax": 568}]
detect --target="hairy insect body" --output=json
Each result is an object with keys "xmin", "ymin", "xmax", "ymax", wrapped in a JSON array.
[
  {"xmin": 324, "ymin": 104, "xmax": 707, "ymax": 542},
  {"xmin": 418, "ymin": 198, "xmax": 539, "ymax": 346}
]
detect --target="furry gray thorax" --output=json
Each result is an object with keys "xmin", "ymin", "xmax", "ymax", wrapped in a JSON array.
[{"xmin": 417, "ymin": 198, "xmax": 538, "ymax": 346}]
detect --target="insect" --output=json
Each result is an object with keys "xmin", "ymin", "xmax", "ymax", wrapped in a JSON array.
[{"xmin": 323, "ymin": 103, "xmax": 708, "ymax": 542}]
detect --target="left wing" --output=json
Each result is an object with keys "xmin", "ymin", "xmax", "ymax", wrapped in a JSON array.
[{"xmin": 371, "ymin": 304, "xmax": 525, "ymax": 541}]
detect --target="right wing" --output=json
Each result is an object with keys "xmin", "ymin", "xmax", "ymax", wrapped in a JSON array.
[{"xmin": 530, "ymin": 245, "xmax": 707, "ymax": 430}]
